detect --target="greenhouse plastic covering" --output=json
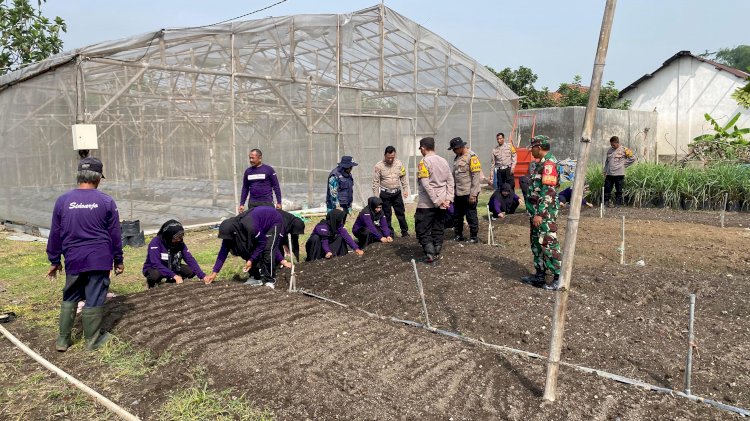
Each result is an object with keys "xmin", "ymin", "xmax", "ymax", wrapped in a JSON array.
[{"xmin": 0, "ymin": 5, "xmax": 518, "ymax": 229}]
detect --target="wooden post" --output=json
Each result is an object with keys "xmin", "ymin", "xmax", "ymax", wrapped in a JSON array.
[
  {"xmin": 600, "ymin": 186, "xmax": 605, "ymax": 218},
  {"xmin": 684, "ymin": 294, "xmax": 696, "ymax": 395},
  {"xmin": 720, "ymin": 192, "xmax": 728, "ymax": 228},
  {"xmin": 287, "ymin": 233, "xmax": 296, "ymax": 292},
  {"xmin": 410, "ymin": 259, "xmax": 431, "ymax": 328},
  {"xmin": 544, "ymin": 0, "xmax": 618, "ymax": 402},
  {"xmin": 620, "ymin": 215, "xmax": 625, "ymax": 265},
  {"xmin": 487, "ymin": 205, "xmax": 493, "ymax": 245}
]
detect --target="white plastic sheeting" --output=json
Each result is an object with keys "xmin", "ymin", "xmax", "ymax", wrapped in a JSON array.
[{"xmin": 0, "ymin": 5, "xmax": 518, "ymax": 229}]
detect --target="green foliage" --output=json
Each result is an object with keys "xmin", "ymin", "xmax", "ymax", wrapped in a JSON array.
[
  {"xmin": 556, "ymin": 75, "xmax": 631, "ymax": 109},
  {"xmin": 714, "ymin": 45, "xmax": 750, "ymax": 72},
  {"xmin": 0, "ymin": 0, "xmax": 66, "ymax": 75},
  {"xmin": 158, "ymin": 376, "xmax": 273, "ymax": 421},
  {"xmin": 585, "ymin": 162, "xmax": 750, "ymax": 210},
  {"xmin": 732, "ymin": 77, "xmax": 750, "ymax": 108},
  {"xmin": 486, "ymin": 65, "xmax": 556, "ymax": 109},
  {"xmin": 688, "ymin": 112, "xmax": 750, "ymax": 162}
]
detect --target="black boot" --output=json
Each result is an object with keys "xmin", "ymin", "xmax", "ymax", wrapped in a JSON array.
[
  {"xmin": 423, "ymin": 243, "xmax": 437, "ymax": 263},
  {"xmin": 55, "ymin": 301, "xmax": 77, "ymax": 352},
  {"xmin": 521, "ymin": 268, "xmax": 546, "ymax": 287},
  {"xmin": 544, "ymin": 274, "xmax": 561, "ymax": 291},
  {"xmin": 434, "ymin": 244, "xmax": 442, "ymax": 258}
]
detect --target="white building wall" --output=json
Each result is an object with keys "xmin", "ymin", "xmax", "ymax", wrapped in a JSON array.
[{"xmin": 622, "ymin": 56, "xmax": 750, "ymax": 161}]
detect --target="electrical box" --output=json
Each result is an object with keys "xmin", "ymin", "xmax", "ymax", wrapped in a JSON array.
[{"xmin": 72, "ymin": 124, "xmax": 98, "ymax": 150}]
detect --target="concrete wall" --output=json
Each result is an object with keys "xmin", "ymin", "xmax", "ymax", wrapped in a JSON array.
[
  {"xmin": 621, "ymin": 56, "xmax": 750, "ymax": 162},
  {"xmin": 503, "ymin": 107, "xmax": 657, "ymax": 167}
]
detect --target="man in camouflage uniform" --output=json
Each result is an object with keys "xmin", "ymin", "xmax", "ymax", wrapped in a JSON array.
[
  {"xmin": 372, "ymin": 146, "xmax": 410, "ymax": 237},
  {"xmin": 449, "ymin": 137, "xmax": 482, "ymax": 243},
  {"xmin": 521, "ymin": 135, "xmax": 562, "ymax": 290}
]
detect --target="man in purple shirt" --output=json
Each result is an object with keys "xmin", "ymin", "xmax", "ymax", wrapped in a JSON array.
[
  {"xmin": 46, "ymin": 157, "xmax": 124, "ymax": 352},
  {"xmin": 238, "ymin": 149, "xmax": 282, "ymax": 213}
]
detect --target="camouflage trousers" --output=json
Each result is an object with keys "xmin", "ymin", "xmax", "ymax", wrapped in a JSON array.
[{"xmin": 529, "ymin": 218, "xmax": 562, "ymax": 275}]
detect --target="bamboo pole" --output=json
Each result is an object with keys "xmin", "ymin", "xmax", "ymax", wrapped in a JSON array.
[
  {"xmin": 620, "ymin": 215, "xmax": 625, "ymax": 265},
  {"xmin": 684, "ymin": 294, "xmax": 696, "ymax": 395},
  {"xmin": 486, "ymin": 205, "xmax": 494, "ymax": 245},
  {"xmin": 410, "ymin": 259, "xmax": 431, "ymax": 328},
  {"xmin": 720, "ymin": 192, "xmax": 728, "ymax": 228},
  {"xmin": 287, "ymin": 233, "xmax": 296, "ymax": 292},
  {"xmin": 544, "ymin": 0, "xmax": 618, "ymax": 402},
  {"xmin": 0, "ymin": 325, "xmax": 141, "ymax": 421},
  {"xmin": 600, "ymin": 186, "xmax": 604, "ymax": 218}
]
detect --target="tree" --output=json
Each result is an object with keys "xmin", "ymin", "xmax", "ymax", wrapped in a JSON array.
[
  {"xmin": 0, "ymin": 0, "xmax": 67, "ymax": 75},
  {"xmin": 486, "ymin": 65, "xmax": 556, "ymax": 109},
  {"xmin": 714, "ymin": 45, "xmax": 750, "ymax": 72},
  {"xmin": 556, "ymin": 75, "xmax": 630, "ymax": 110}
]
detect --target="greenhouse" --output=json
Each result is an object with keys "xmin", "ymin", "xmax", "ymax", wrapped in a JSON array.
[{"xmin": 0, "ymin": 4, "xmax": 518, "ymax": 229}]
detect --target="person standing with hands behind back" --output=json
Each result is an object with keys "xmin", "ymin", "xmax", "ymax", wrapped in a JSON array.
[
  {"xmin": 414, "ymin": 137, "xmax": 454, "ymax": 263},
  {"xmin": 449, "ymin": 136, "xmax": 482, "ymax": 243},
  {"xmin": 603, "ymin": 136, "xmax": 635, "ymax": 207},
  {"xmin": 327, "ymin": 156, "xmax": 358, "ymax": 215},
  {"xmin": 46, "ymin": 157, "xmax": 123, "ymax": 352}
]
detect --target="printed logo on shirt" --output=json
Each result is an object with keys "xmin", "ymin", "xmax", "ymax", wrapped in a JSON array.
[
  {"xmin": 160, "ymin": 253, "xmax": 169, "ymax": 260},
  {"xmin": 469, "ymin": 156, "xmax": 481, "ymax": 173},
  {"xmin": 541, "ymin": 161, "xmax": 558, "ymax": 186},
  {"xmin": 399, "ymin": 165, "xmax": 406, "ymax": 177},
  {"xmin": 417, "ymin": 160, "xmax": 429, "ymax": 179},
  {"xmin": 68, "ymin": 202, "xmax": 99, "ymax": 210},
  {"xmin": 248, "ymin": 174, "xmax": 266, "ymax": 181}
]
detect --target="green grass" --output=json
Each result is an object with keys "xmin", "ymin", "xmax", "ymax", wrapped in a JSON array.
[
  {"xmin": 96, "ymin": 336, "xmax": 176, "ymax": 379},
  {"xmin": 158, "ymin": 369, "xmax": 272, "ymax": 421}
]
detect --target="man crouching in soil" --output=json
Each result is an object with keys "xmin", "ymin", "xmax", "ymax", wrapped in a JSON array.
[{"xmin": 47, "ymin": 157, "xmax": 124, "ymax": 351}]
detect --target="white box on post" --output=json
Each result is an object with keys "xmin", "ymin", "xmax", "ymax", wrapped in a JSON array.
[{"xmin": 72, "ymin": 124, "xmax": 98, "ymax": 150}]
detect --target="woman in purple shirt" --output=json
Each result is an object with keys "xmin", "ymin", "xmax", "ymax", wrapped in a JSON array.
[
  {"xmin": 204, "ymin": 206, "xmax": 284, "ymax": 288},
  {"xmin": 142, "ymin": 220, "xmax": 206, "ymax": 288},
  {"xmin": 489, "ymin": 183, "xmax": 520, "ymax": 219},
  {"xmin": 305, "ymin": 209, "xmax": 364, "ymax": 261},
  {"xmin": 352, "ymin": 197, "xmax": 393, "ymax": 248}
]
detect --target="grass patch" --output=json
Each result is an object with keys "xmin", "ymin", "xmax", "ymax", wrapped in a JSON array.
[
  {"xmin": 96, "ymin": 336, "xmax": 175, "ymax": 379},
  {"xmin": 158, "ymin": 370, "xmax": 273, "ymax": 421}
]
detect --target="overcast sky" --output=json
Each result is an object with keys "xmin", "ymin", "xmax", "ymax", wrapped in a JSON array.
[{"xmin": 44, "ymin": 0, "xmax": 749, "ymax": 90}]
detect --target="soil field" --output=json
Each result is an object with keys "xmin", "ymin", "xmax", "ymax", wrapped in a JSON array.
[{"xmin": 2, "ymin": 207, "xmax": 749, "ymax": 419}]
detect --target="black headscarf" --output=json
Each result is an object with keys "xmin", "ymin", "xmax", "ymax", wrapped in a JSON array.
[
  {"xmin": 279, "ymin": 210, "xmax": 305, "ymax": 236},
  {"xmin": 218, "ymin": 214, "xmax": 253, "ymax": 259},
  {"xmin": 323, "ymin": 209, "xmax": 347, "ymax": 232},
  {"xmin": 361, "ymin": 197, "xmax": 384, "ymax": 225},
  {"xmin": 499, "ymin": 183, "xmax": 516, "ymax": 212},
  {"xmin": 158, "ymin": 219, "xmax": 185, "ymax": 252}
]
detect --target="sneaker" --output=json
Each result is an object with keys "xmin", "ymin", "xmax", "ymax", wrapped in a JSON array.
[
  {"xmin": 454, "ymin": 236, "xmax": 466, "ymax": 242},
  {"xmin": 490, "ymin": 216, "xmax": 498, "ymax": 221},
  {"xmin": 468, "ymin": 238, "xmax": 479, "ymax": 244},
  {"xmin": 243, "ymin": 278, "xmax": 263, "ymax": 286},
  {"xmin": 263, "ymin": 282, "xmax": 276, "ymax": 289},
  {"xmin": 401, "ymin": 232, "xmax": 410, "ymax": 238}
]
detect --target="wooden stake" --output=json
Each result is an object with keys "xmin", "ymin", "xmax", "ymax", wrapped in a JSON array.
[
  {"xmin": 487, "ymin": 205, "xmax": 494, "ymax": 246},
  {"xmin": 684, "ymin": 294, "xmax": 696, "ymax": 395},
  {"xmin": 287, "ymin": 233, "xmax": 296, "ymax": 292},
  {"xmin": 720, "ymin": 193, "xmax": 728, "ymax": 228},
  {"xmin": 544, "ymin": 0, "xmax": 618, "ymax": 402},
  {"xmin": 620, "ymin": 215, "xmax": 625, "ymax": 265},
  {"xmin": 600, "ymin": 186, "xmax": 605, "ymax": 218},
  {"xmin": 410, "ymin": 259, "xmax": 431, "ymax": 328}
]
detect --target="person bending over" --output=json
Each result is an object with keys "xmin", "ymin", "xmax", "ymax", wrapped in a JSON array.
[
  {"xmin": 305, "ymin": 209, "xmax": 363, "ymax": 260},
  {"xmin": 142, "ymin": 220, "xmax": 206, "ymax": 288},
  {"xmin": 489, "ymin": 183, "xmax": 520, "ymax": 219}
]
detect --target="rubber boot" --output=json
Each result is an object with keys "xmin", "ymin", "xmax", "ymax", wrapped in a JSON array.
[
  {"xmin": 521, "ymin": 268, "xmax": 546, "ymax": 287},
  {"xmin": 55, "ymin": 301, "xmax": 77, "ymax": 352},
  {"xmin": 544, "ymin": 274, "xmax": 561, "ymax": 291},
  {"xmin": 81, "ymin": 306, "xmax": 111, "ymax": 351},
  {"xmin": 423, "ymin": 243, "xmax": 437, "ymax": 263}
]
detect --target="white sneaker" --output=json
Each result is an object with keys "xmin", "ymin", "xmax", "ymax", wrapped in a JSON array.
[
  {"xmin": 263, "ymin": 282, "xmax": 276, "ymax": 289},
  {"xmin": 244, "ymin": 279, "xmax": 263, "ymax": 286}
]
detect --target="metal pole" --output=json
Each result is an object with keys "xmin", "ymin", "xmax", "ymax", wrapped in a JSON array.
[
  {"xmin": 410, "ymin": 259, "xmax": 431, "ymax": 329},
  {"xmin": 230, "ymin": 31, "xmax": 240, "ymax": 212},
  {"xmin": 600, "ymin": 186, "xmax": 605, "ymax": 218},
  {"xmin": 620, "ymin": 215, "xmax": 625, "ymax": 265},
  {"xmin": 544, "ymin": 0, "xmax": 618, "ymax": 402},
  {"xmin": 684, "ymin": 294, "xmax": 696, "ymax": 395}
]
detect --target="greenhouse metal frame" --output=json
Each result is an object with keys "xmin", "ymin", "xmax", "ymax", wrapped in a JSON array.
[{"xmin": 0, "ymin": 4, "xmax": 518, "ymax": 229}]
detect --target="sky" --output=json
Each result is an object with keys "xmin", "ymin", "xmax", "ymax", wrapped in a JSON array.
[{"xmin": 43, "ymin": 0, "xmax": 750, "ymax": 90}]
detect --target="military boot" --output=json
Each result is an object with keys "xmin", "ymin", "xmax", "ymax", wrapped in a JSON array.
[
  {"xmin": 81, "ymin": 306, "xmax": 111, "ymax": 351},
  {"xmin": 521, "ymin": 268, "xmax": 546, "ymax": 287},
  {"xmin": 544, "ymin": 274, "xmax": 561, "ymax": 291},
  {"xmin": 55, "ymin": 301, "xmax": 77, "ymax": 352}
]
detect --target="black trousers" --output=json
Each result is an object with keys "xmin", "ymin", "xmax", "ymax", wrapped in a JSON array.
[
  {"xmin": 144, "ymin": 264, "xmax": 195, "ymax": 289},
  {"xmin": 494, "ymin": 167, "xmax": 514, "ymax": 190},
  {"xmin": 604, "ymin": 175, "xmax": 625, "ymax": 205},
  {"xmin": 519, "ymin": 175, "xmax": 532, "ymax": 209},
  {"xmin": 415, "ymin": 208, "xmax": 446, "ymax": 254},
  {"xmin": 379, "ymin": 190, "xmax": 408, "ymax": 235},
  {"xmin": 453, "ymin": 195, "xmax": 479, "ymax": 239}
]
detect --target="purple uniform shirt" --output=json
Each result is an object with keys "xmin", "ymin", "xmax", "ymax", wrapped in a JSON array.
[
  {"xmin": 312, "ymin": 222, "xmax": 359, "ymax": 254},
  {"xmin": 240, "ymin": 164, "xmax": 282, "ymax": 205},
  {"xmin": 46, "ymin": 188, "xmax": 123, "ymax": 275},
  {"xmin": 352, "ymin": 212, "xmax": 391, "ymax": 240},
  {"xmin": 212, "ymin": 206, "xmax": 282, "ymax": 273},
  {"xmin": 142, "ymin": 237, "xmax": 206, "ymax": 279}
]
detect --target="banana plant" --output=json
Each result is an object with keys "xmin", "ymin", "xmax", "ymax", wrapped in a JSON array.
[{"xmin": 687, "ymin": 112, "xmax": 750, "ymax": 162}]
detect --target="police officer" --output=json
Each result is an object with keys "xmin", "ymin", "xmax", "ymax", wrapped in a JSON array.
[
  {"xmin": 415, "ymin": 137, "xmax": 454, "ymax": 263},
  {"xmin": 489, "ymin": 132, "xmax": 517, "ymax": 190},
  {"xmin": 326, "ymin": 155, "xmax": 358, "ymax": 214},
  {"xmin": 449, "ymin": 137, "xmax": 481, "ymax": 243},
  {"xmin": 521, "ymin": 135, "xmax": 562, "ymax": 290},
  {"xmin": 46, "ymin": 157, "xmax": 123, "ymax": 351},
  {"xmin": 372, "ymin": 146, "xmax": 410, "ymax": 237}
]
